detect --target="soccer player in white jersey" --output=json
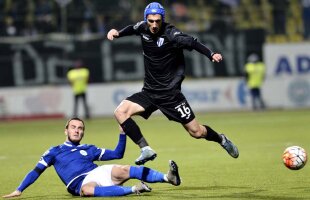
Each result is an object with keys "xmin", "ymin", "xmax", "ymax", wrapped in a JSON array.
[{"xmin": 3, "ymin": 118, "xmax": 181, "ymax": 198}]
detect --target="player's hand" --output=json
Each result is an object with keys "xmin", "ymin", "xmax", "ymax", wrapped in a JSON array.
[
  {"xmin": 2, "ymin": 190, "xmax": 22, "ymax": 198},
  {"xmin": 107, "ymin": 29, "xmax": 119, "ymax": 41},
  {"xmin": 211, "ymin": 53, "xmax": 223, "ymax": 63}
]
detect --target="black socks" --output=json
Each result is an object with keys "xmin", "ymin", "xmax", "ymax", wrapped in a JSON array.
[
  {"xmin": 204, "ymin": 125, "xmax": 222, "ymax": 143},
  {"xmin": 120, "ymin": 118, "xmax": 149, "ymax": 148}
]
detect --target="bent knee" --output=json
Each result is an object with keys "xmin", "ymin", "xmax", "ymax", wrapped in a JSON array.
[
  {"xmin": 80, "ymin": 184, "xmax": 95, "ymax": 197},
  {"xmin": 111, "ymin": 165, "xmax": 131, "ymax": 184},
  {"xmin": 114, "ymin": 105, "xmax": 129, "ymax": 121},
  {"xmin": 189, "ymin": 131, "xmax": 202, "ymax": 139},
  {"xmin": 187, "ymin": 127, "xmax": 205, "ymax": 139},
  {"xmin": 113, "ymin": 165, "xmax": 130, "ymax": 177}
]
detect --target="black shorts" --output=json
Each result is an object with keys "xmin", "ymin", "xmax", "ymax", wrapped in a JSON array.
[{"xmin": 126, "ymin": 90, "xmax": 195, "ymax": 124}]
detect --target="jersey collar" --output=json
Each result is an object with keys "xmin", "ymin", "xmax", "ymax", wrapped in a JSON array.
[{"xmin": 64, "ymin": 141, "xmax": 80, "ymax": 147}]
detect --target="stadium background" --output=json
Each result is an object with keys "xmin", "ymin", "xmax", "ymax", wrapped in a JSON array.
[
  {"xmin": 0, "ymin": 0, "xmax": 309, "ymax": 118},
  {"xmin": 1, "ymin": 2, "xmax": 309, "ymax": 199}
]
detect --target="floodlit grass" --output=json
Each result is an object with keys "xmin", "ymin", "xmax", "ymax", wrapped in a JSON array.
[{"xmin": 1, "ymin": 109, "xmax": 310, "ymax": 200}]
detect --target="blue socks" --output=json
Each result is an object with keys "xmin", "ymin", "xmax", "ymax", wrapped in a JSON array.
[
  {"xmin": 129, "ymin": 166, "xmax": 165, "ymax": 183},
  {"xmin": 93, "ymin": 166, "xmax": 164, "ymax": 197},
  {"xmin": 94, "ymin": 186, "xmax": 132, "ymax": 197}
]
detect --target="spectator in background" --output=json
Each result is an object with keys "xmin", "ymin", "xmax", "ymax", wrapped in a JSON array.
[
  {"xmin": 170, "ymin": 2, "xmax": 190, "ymax": 23},
  {"xmin": 82, "ymin": 0, "xmax": 95, "ymax": 21},
  {"xmin": 301, "ymin": 0, "xmax": 310, "ymax": 40},
  {"xmin": 5, "ymin": 0, "xmax": 28, "ymax": 28},
  {"xmin": 67, "ymin": 60, "xmax": 90, "ymax": 119},
  {"xmin": 81, "ymin": 20, "xmax": 92, "ymax": 37},
  {"xmin": 245, "ymin": 53, "xmax": 266, "ymax": 111},
  {"xmin": 269, "ymin": 0, "xmax": 289, "ymax": 35},
  {"xmin": 96, "ymin": 14, "xmax": 106, "ymax": 35},
  {"xmin": 2, "ymin": 16, "xmax": 17, "ymax": 36},
  {"xmin": 210, "ymin": 0, "xmax": 236, "ymax": 35},
  {"xmin": 22, "ymin": 14, "xmax": 38, "ymax": 37},
  {"xmin": 34, "ymin": 0, "xmax": 55, "ymax": 34}
]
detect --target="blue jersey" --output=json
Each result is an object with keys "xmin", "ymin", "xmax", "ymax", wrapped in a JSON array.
[
  {"xmin": 39, "ymin": 142, "xmax": 103, "ymax": 186},
  {"xmin": 17, "ymin": 134, "xmax": 126, "ymax": 196}
]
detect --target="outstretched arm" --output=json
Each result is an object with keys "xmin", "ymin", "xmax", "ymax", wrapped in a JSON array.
[
  {"xmin": 168, "ymin": 27, "xmax": 223, "ymax": 63},
  {"xmin": 107, "ymin": 24, "xmax": 139, "ymax": 41},
  {"xmin": 2, "ymin": 165, "xmax": 46, "ymax": 198},
  {"xmin": 100, "ymin": 131, "xmax": 127, "ymax": 160},
  {"xmin": 192, "ymin": 40, "xmax": 223, "ymax": 63}
]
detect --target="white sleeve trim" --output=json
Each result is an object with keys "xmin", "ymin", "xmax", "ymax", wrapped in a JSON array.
[
  {"xmin": 38, "ymin": 158, "xmax": 49, "ymax": 167},
  {"xmin": 98, "ymin": 148, "xmax": 106, "ymax": 160}
]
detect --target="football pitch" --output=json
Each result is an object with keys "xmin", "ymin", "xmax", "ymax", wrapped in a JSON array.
[{"xmin": 1, "ymin": 109, "xmax": 309, "ymax": 200}]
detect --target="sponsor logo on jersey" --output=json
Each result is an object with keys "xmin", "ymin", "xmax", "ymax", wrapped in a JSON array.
[
  {"xmin": 142, "ymin": 34, "xmax": 149, "ymax": 41},
  {"xmin": 157, "ymin": 37, "xmax": 164, "ymax": 47},
  {"xmin": 134, "ymin": 21, "xmax": 144, "ymax": 30},
  {"xmin": 80, "ymin": 150, "xmax": 87, "ymax": 156}
]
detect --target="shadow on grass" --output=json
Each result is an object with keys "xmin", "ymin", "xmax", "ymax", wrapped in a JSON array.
[
  {"xmin": 9, "ymin": 186, "xmax": 310, "ymax": 200},
  {"xmin": 159, "ymin": 185, "xmax": 308, "ymax": 200},
  {"xmin": 12, "ymin": 195, "xmax": 75, "ymax": 200}
]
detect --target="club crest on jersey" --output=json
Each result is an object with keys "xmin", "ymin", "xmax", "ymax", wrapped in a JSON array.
[
  {"xmin": 80, "ymin": 150, "xmax": 87, "ymax": 156},
  {"xmin": 157, "ymin": 37, "xmax": 164, "ymax": 47}
]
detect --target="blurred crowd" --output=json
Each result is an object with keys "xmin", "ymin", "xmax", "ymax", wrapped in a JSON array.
[{"xmin": 0, "ymin": 0, "xmax": 309, "ymax": 42}]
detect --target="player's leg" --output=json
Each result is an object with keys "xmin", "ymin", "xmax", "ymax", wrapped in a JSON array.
[
  {"xmin": 129, "ymin": 162, "xmax": 180, "ymax": 186},
  {"xmin": 115, "ymin": 99, "xmax": 147, "ymax": 147},
  {"xmin": 111, "ymin": 162, "xmax": 180, "ymax": 186},
  {"xmin": 73, "ymin": 94, "xmax": 79, "ymax": 117},
  {"xmin": 183, "ymin": 118, "xmax": 222, "ymax": 143},
  {"xmin": 257, "ymin": 88, "xmax": 266, "ymax": 110},
  {"xmin": 156, "ymin": 92, "xmax": 213, "ymax": 140},
  {"xmin": 183, "ymin": 119, "xmax": 239, "ymax": 158},
  {"xmin": 80, "ymin": 165, "xmax": 151, "ymax": 197},
  {"xmin": 81, "ymin": 182, "xmax": 151, "ymax": 197},
  {"xmin": 81, "ymin": 162, "xmax": 181, "ymax": 197},
  {"xmin": 251, "ymin": 88, "xmax": 258, "ymax": 110},
  {"xmin": 115, "ymin": 92, "xmax": 157, "ymax": 165},
  {"xmin": 81, "ymin": 93, "xmax": 90, "ymax": 119},
  {"xmin": 159, "ymin": 91, "xmax": 239, "ymax": 158}
]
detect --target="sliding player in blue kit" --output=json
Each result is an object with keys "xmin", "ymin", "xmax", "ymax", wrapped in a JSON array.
[
  {"xmin": 107, "ymin": 2, "xmax": 239, "ymax": 165},
  {"xmin": 3, "ymin": 118, "xmax": 180, "ymax": 198}
]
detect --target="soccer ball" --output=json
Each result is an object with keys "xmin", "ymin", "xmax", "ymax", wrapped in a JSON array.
[{"xmin": 282, "ymin": 146, "xmax": 307, "ymax": 170}]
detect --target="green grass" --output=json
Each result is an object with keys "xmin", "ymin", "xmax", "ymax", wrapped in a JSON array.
[{"xmin": 1, "ymin": 109, "xmax": 310, "ymax": 200}]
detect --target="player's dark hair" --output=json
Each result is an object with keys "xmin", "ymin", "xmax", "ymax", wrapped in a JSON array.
[{"xmin": 65, "ymin": 117, "xmax": 85, "ymax": 130}]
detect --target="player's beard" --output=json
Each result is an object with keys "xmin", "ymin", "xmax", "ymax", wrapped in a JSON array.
[
  {"xmin": 67, "ymin": 133, "xmax": 83, "ymax": 144},
  {"xmin": 151, "ymin": 27, "xmax": 159, "ymax": 34}
]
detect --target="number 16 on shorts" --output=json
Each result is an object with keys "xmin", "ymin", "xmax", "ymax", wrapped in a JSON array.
[{"xmin": 175, "ymin": 102, "xmax": 192, "ymax": 119}]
